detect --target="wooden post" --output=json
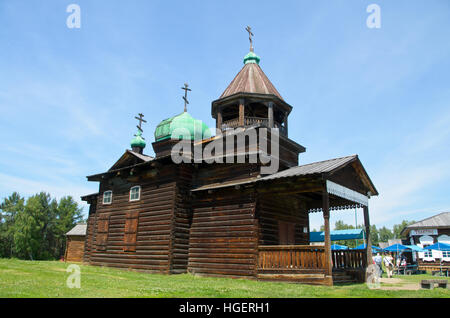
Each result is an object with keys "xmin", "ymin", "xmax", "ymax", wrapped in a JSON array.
[
  {"xmin": 363, "ymin": 205, "xmax": 373, "ymax": 268},
  {"xmin": 239, "ymin": 99, "xmax": 245, "ymax": 127},
  {"xmin": 268, "ymin": 102, "xmax": 274, "ymax": 128},
  {"xmin": 217, "ymin": 109, "xmax": 222, "ymax": 130},
  {"xmin": 322, "ymin": 190, "xmax": 333, "ymax": 283}
]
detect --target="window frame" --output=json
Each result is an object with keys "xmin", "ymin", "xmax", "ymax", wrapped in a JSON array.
[
  {"xmin": 102, "ymin": 190, "xmax": 113, "ymax": 205},
  {"xmin": 129, "ymin": 186, "xmax": 141, "ymax": 202}
]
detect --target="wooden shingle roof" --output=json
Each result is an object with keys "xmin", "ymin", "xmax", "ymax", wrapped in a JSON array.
[
  {"xmin": 192, "ymin": 154, "xmax": 378, "ymax": 196},
  {"xmin": 66, "ymin": 224, "xmax": 87, "ymax": 236},
  {"xmin": 219, "ymin": 63, "xmax": 284, "ymax": 100},
  {"xmin": 405, "ymin": 212, "xmax": 450, "ymax": 229}
]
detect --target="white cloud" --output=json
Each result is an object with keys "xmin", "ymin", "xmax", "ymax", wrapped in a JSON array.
[{"xmin": 0, "ymin": 172, "xmax": 96, "ymax": 218}]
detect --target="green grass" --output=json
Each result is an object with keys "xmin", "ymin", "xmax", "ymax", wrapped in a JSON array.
[{"xmin": 0, "ymin": 258, "xmax": 449, "ymax": 298}]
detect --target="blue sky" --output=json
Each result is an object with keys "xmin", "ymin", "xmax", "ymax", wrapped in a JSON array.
[{"xmin": 0, "ymin": 1, "xmax": 449, "ymax": 231}]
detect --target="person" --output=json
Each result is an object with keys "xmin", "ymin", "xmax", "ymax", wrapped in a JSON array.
[
  {"xmin": 383, "ymin": 252, "xmax": 394, "ymax": 278},
  {"xmin": 400, "ymin": 257, "xmax": 407, "ymax": 267},
  {"xmin": 374, "ymin": 253, "xmax": 383, "ymax": 277}
]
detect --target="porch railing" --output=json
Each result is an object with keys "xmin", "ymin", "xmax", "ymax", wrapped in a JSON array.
[
  {"xmin": 332, "ymin": 250, "xmax": 367, "ymax": 269},
  {"xmin": 258, "ymin": 245, "xmax": 326, "ymax": 270}
]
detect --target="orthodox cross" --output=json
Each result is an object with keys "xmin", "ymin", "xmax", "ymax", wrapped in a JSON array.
[
  {"xmin": 135, "ymin": 113, "xmax": 147, "ymax": 132},
  {"xmin": 181, "ymin": 83, "xmax": 191, "ymax": 112},
  {"xmin": 246, "ymin": 26, "xmax": 254, "ymax": 52}
]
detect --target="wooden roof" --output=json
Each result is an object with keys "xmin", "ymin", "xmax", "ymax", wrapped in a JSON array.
[
  {"xmin": 108, "ymin": 150, "xmax": 153, "ymax": 171},
  {"xmin": 219, "ymin": 63, "xmax": 284, "ymax": 100},
  {"xmin": 401, "ymin": 212, "xmax": 450, "ymax": 236},
  {"xmin": 66, "ymin": 224, "xmax": 87, "ymax": 236},
  {"xmin": 192, "ymin": 154, "xmax": 378, "ymax": 197}
]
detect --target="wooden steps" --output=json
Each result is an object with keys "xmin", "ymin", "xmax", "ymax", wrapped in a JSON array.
[
  {"xmin": 257, "ymin": 269, "xmax": 331, "ymax": 285},
  {"xmin": 332, "ymin": 270, "xmax": 358, "ymax": 284}
]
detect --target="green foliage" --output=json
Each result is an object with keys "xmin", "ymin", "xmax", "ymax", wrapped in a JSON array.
[
  {"xmin": 0, "ymin": 192, "xmax": 84, "ymax": 260},
  {"xmin": 0, "ymin": 259, "xmax": 448, "ymax": 298},
  {"xmin": 378, "ymin": 226, "xmax": 394, "ymax": 242},
  {"xmin": 393, "ymin": 220, "xmax": 416, "ymax": 239},
  {"xmin": 0, "ymin": 192, "xmax": 25, "ymax": 257}
]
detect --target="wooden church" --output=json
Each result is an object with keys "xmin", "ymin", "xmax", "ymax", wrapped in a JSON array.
[{"xmin": 81, "ymin": 31, "xmax": 378, "ymax": 285}]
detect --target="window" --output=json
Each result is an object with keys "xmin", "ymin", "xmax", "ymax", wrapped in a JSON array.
[
  {"xmin": 438, "ymin": 235, "xmax": 450, "ymax": 244},
  {"xmin": 103, "ymin": 191, "xmax": 112, "ymax": 205},
  {"xmin": 419, "ymin": 235, "xmax": 433, "ymax": 245},
  {"xmin": 442, "ymin": 251, "xmax": 450, "ymax": 258},
  {"xmin": 423, "ymin": 250, "xmax": 433, "ymax": 258},
  {"xmin": 129, "ymin": 186, "xmax": 141, "ymax": 201}
]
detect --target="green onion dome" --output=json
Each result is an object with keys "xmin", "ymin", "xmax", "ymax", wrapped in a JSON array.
[
  {"xmin": 243, "ymin": 51, "xmax": 260, "ymax": 65},
  {"xmin": 154, "ymin": 112, "xmax": 211, "ymax": 142},
  {"xmin": 130, "ymin": 130, "xmax": 146, "ymax": 148}
]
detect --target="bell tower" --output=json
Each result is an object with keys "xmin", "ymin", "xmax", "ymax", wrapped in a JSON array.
[{"xmin": 211, "ymin": 27, "xmax": 292, "ymax": 137}]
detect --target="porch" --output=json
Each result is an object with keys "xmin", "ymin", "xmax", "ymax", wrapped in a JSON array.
[
  {"xmin": 189, "ymin": 154, "xmax": 378, "ymax": 285},
  {"xmin": 253, "ymin": 155, "xmax": 378, "ymax": 285}
]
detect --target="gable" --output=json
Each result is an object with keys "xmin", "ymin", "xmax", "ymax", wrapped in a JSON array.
[
  {"xmin": 327, "ymin": 160, "xmax": 376, "ymax": 196},
  {"xmin": 109, "ymin": 150, "xmax": 153, "ymax": 171}
]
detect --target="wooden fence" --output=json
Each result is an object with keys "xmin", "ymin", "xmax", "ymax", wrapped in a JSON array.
[
  {"xmin": 331, "ymin": 250, "xmax": 367, "ymax": 269},
  {"xmin": 258, "ymin": 245, "xmax": 326, "ymax": 271}
]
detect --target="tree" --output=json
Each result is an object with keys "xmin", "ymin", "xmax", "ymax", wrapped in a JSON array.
[
  {"xmin": 378, "ymin": 226, "xmax": 394, "ymax": 243},
  {"xmin": 13, "ymin": 193, "xmax": 48, "ymax": 260},
  {"xmin": 5, "ymin": 192, "xmax": 84, "ymax": 260},
  {"xmin": 54, "ymin": 196, "xmax": 84, "ymax": 258},
  {"xmin": 0, "ymin": 192, "xmax": 25, "ymax": 257},
  {"xmin": 393, "ymin": 220, "xmax": 416, "ymax": 239},
  {"xmin": 368, "ymin": 224, "xmax": 379, "ymax": 246}
]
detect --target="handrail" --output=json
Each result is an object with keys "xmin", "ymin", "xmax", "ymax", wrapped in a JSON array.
[
  {"xmin": 258, "ymin": 245, "xmax": 326, "ymax": 270},
  {"xmin": 259, "ymin": 245, "xmax": 325, "ymax": 251}
]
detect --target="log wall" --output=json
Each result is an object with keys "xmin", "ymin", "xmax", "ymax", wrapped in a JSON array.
[
  {"xmin": 83, "ymin": 202, "xmax": 97, "ymax": 263},
  {"xmin": 170, "ymin": 164, "xmax": 193, "ymax": 274},
  {"xmin": 257, "ymin": 194, "xmax": 310, "ymax": 245},
  {"xmin": 85, "ymin": 166, "xmax": 177, "ymax": 273},
  {"xmin": 188, "ymin": 190, "xmax": 258, "ymax": 279},
  {"xmin": 65, "ymin": 236, "xmax": 85, "ymax": 263}
]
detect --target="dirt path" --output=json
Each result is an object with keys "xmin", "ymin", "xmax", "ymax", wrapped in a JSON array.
[{"xmin": 378, "ymin": 277, "xmax": 420, "ymax": 291}]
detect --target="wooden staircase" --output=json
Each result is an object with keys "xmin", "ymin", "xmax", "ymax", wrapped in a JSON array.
[
  {"xmin": 257, "ymin": 269, "xmax": 332, "ymax": 285},
  {"xmin": 332, "ymin": 269, "xmax": 359, "ymax": 284}
]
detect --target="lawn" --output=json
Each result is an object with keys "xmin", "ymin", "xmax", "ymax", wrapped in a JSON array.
[{"xmin": 0, "ymin": 258, "xmax": 449, "ymax": 298}]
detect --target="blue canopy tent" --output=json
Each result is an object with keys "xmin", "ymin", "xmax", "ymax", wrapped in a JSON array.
[
  {"xmin": 331, "ymin": 244, "xmax": 348, "ymax": 250},
  {"xmin": 424, "ymin": 242, "xmax": 450, "ymax": 251},
  {"xmin": 383, "ymin": 244, "xmax": 410, "ymax": 253},
  {"xmin": 354, "ymin": 243, "xmax": 382, "ymax": 254},
  {"xmin": 309, "ymin": 229, "xmax": 365, "ymax": 242},
  {"xmin": 424, "ymin": 242, "xmax": 450, "ymax": 276},
  {"xmin": 405, "ymin": 245, "xmax": 424, "ymax": 252}
]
